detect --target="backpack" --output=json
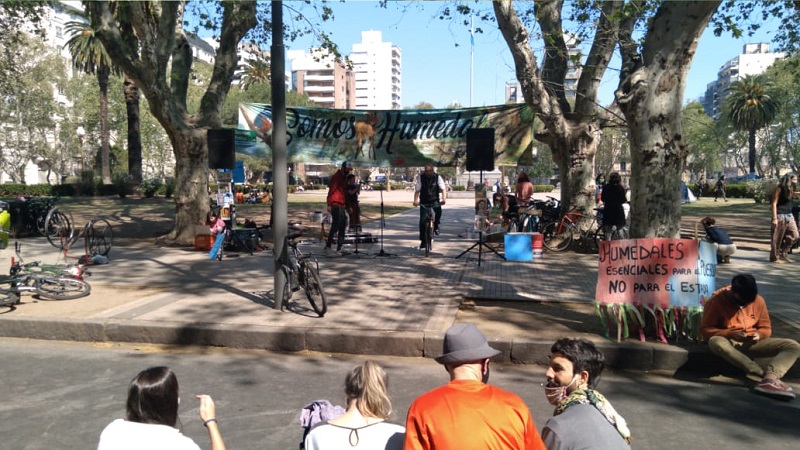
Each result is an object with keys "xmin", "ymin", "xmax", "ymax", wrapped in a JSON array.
[{"xmin": 298, "ymin": 399, "xmax": 346, "ymax": 449}]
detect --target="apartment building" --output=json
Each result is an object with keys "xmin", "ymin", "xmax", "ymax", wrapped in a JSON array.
[
  {"xmin": 350, "ymin": 31, "xmax": 402, "ymax": 110},
  {"xmin": 287, "ymin": 49, "xmax": 354, "ymax": 109},
  {"xmin": 701, "ymin": 43, "xmax": 785, "ymax": 118}
]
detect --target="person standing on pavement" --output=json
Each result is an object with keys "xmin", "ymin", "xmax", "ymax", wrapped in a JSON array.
[
  {"xmin": 325, "ymin": 161, "xmax": 353, "ymax": 257},
  {"xmin": 305, "ymin": 361, "xmax": 405, "ymax": 450},
  {"xmin": 701, "ymin": 273, "xmax": 800, "ymax": 400},
  {"xmin": 412, "ymin": 164, "xmax": 446, "ymax": 248},
  {"xmin": 97, "ymin": 366, "xmax": 226, "ymax": 450},
  {"xmin": 600, "ymin": 172, "xmax": 628, "ymax": 240},
  {"xmin": 404, "ymin": 323, "xmax": 546, "ymax": 450},
  {"xmin": 541, "ymin": 338, "xmax": 632, "ymax": 449},
  {"xmin": 770, "ymin": 173, "xmax": 798, "ymax": 263}
]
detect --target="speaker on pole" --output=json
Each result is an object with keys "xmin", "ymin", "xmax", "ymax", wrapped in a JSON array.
[
  {"xmin": 208, "ymin": 128, "xmax": 236, "ymax": 169},
  {"xmin": 466, "ymin": 128, "xmax": 495, "ymax": 171}
]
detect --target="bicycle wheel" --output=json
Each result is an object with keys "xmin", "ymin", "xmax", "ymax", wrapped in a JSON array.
[
  {"xmin": 279, "ymin": 264, "xmax": 293, "ymax": 308},
  {"xmin": 425, "ymin": 217, "xmax": 433, "ymax": 257},
  {"xmin": 34, "ymin": 277, "xmax": 91, "ymax": 300},
  {"xmin": 593, "ymin": 228, "xmax": 607, "ymax": 249},
  {"xmin": 301, "ymin": 259, "xmax": 327, "ymax": 317},
  {"xmin": 0, "ymin": 289, "xmax": 20, "ymax": 308},
  {"xmin": 506, "ymin": 217, "xmax": 519, "ymax": 233},
  {"xmin": 44, "ymin": 207, "xmax": 74, "ymax": 249},
  {"xmin": 542, "ymin": 221, "xmax": 574, "ymax": 252},
  {"xmin": 88, "ymin": 219, "xmax": 114, "ymax": 256}
]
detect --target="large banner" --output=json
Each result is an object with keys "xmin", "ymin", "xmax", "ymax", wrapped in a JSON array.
[
  {"xmin": 236, "ymin": 103, "xmax": 535, "ymax": 167},
  {"xmin": 596, "ymin": 238, "xmax": 717, "ymax": 308}
]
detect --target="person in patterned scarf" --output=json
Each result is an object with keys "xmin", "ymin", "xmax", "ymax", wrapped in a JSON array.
[{"xmin": 541, "ymin": 338, "xmax": 631, "ymax": 449}]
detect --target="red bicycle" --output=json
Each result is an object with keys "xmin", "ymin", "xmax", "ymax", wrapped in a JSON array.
[{"xmin": 541, "ymin": 209, "xmax": 602, "ymax": 252}]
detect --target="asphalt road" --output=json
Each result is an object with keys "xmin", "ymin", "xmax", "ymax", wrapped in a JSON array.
[{"xmin": 1, "ymin": 338, "xmax": 798, "ymax": 450}]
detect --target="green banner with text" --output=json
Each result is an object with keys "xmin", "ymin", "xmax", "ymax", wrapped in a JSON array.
[{"xmin": 236, "ymin": 103, "xmax": 535, "ymax": 167}]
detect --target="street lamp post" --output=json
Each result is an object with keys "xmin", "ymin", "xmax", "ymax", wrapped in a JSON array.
[{"xmin": 76, "ymin": 126, "xmax": 85, "ymax": 174}]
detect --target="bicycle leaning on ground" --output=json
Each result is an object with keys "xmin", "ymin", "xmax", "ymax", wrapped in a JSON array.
[
  {"xmin": 43, "ymin": 206, "xmax": 113, "ymax": 262},
  {"xmin": 417, "ymin": 203, "xmax": 436, "ymax": 257},
  {"xmin": 278, "ymin": 230, "xmax": 327, "ymax": 317},
  {"xmin": 0, "ymin": 243, "xmax": 91, "ymax": 309}
]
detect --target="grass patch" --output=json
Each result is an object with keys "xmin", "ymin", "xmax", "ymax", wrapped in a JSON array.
[{"xmin": 681, "ymin": 197, "xmax": 769, "ymax": 221}]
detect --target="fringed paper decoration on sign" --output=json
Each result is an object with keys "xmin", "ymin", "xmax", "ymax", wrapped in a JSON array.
[{"xmin": 595, "ymin": 302, "xmax": 705, "ymax": 343}]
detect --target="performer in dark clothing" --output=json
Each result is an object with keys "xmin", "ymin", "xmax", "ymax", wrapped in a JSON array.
[
  {"xmin": 413, "ymin": 164, "xmax": 447, "ymax": 248},
  {"xmin": 600, "ymin": 172, "xmax": 628, "ymax": 240}
]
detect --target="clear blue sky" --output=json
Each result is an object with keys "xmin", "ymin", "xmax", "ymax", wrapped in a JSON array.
[{"xmin": 285, "ymin": 1, "xmax": 781, "ymax": 109}]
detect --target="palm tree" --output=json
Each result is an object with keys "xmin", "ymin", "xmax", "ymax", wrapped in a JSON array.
[
  {"xmin": 65, "ymin": 19, "xmax": 121, "ymax": 185},
  {"xmin": 239, "ymin": 56, "xmax": 271, "ymax": 91},
  {"xmin": 724, "ymin": 74, "xmax": 781, "ymax": 175}
]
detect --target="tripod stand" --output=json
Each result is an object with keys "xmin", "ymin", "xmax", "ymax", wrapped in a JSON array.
[
  {"xmin": 376, "ymin": 188, "xmax": 395, "ymax": 257},
  {"xmin": 455, "ymin": 170, "xmax": 503, "ymax": 266}
]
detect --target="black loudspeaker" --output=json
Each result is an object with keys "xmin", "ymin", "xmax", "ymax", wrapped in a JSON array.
[
  {"xmin": 208, "ymin": 128, "xmax": 236, "ymax": 169},
  {"xmin": 466, "ymin": 128, "xmax": 495, "ymax": 171}
]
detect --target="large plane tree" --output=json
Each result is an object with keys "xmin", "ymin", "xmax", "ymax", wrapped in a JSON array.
[{"xmin": 87, "ymin": 1, "xmax": 257, "ymax": 244}]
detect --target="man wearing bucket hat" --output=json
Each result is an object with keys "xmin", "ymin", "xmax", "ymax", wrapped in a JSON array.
[{"xmin": 404, "ymin": 323, "xmax": 545, "ymax": 450}]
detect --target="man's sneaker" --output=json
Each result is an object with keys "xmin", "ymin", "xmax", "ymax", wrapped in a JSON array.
[
  {"xmin": 754, "ymin": 378, "xmax": 796, "ymax": 400},
  {"xmin": 324, "ymin": 247, "xmax": 339, "ymax": 258},
  {"xmin": 337, "ymin": 248, "xmax": 350, "ymax": 256},
  {"xmin": 419, "ymin": 243, "xmax": 426, "ymax": 249},
  {"xmin": 434, "ymin": 227, "xmax": 440, "ymax": 236}
]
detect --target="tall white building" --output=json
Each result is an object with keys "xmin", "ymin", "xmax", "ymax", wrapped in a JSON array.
[
  {"xmin": 349, "ymin": 31, "xmax": 401, "ymax": 110},
  {"xmin": 701, "ymin": 43, "xmax": 785, "ymax": 118}
]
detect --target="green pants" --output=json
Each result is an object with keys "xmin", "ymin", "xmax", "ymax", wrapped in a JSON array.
[{"xmin": 707, "ymin": 336, "xmax": 800, "ymax": 379}]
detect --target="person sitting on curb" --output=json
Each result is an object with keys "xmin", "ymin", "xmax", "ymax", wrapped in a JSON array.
[
  {"xmin": 700, "ymin": 216, "xmax": 736, "ymax": 263},
  {"xmin": 404, "ymin": 323, "xmax": 546, "ymax": 449},
  {"xmin": 700, "ymin": 274, "xmax": 800, "ymax": 400},
  {"xmin": 541, "ymin": 338, "xmax": 631, "ymax": 449}
]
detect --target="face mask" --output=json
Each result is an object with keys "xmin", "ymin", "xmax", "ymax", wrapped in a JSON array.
[{"xmin": 542, "ymin": 374, "xmax": 579, "ymax": 405}]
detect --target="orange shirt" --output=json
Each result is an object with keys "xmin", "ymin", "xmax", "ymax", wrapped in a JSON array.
[
  {"xmin": 700, "ymin": 285, "xmax": 772, "ymax": 340},
  {"xmin": 404, "ymin": 379, "xmax": 545, "ymax": 450}
]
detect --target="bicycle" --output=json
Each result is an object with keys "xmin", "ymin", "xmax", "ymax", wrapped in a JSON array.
[
  {"xmin": 541, "ymin": 209, "xmax": 602, "ymax": 253},
  {"xmin": 278, "ymin": 230, "xmax": 327, "ymax": 317},
  {"xmin": 0, "ymin": 243, "xmax": 91, "ymax": 309},
  {"xmin": 419, "ymin": 203, "xmax": 435, "ymax": 257},
  {"xmin": 43, "ymin": 206, "xmax": 113, "ymax": 262}
]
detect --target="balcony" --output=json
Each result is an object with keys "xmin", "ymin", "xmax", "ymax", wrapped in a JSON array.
[
  {"xmin": 304, "ymin": 74, "xmax": 335, "ymax": 82},
  {"xmin": 303, "ymin": 85, "xmax": 335, "ymax": 93}
]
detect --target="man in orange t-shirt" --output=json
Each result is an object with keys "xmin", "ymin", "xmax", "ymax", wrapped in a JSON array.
[
  {"xmin": 404, "ymin": 323, "xmax": 545, "ymax": 450},
  {"xmin": 701, "ymin": 273, "xmax": 800, "ymax": 400}
]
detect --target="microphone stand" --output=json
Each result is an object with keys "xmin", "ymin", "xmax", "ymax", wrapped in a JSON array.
[{"xmin": 376, "ymin": 188, "xmax": 395, "ymax": 257}]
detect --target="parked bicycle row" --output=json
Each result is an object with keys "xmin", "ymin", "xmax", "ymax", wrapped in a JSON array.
[{"xmin": 493, "ymin": 195, "xmax": 628, "ymax": 254}]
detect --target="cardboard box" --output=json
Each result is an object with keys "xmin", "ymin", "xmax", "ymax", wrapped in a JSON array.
[
  {"xmin": 195, "ymin": 234, "xmax": 215, "ymax": 251},
  {"xmin": 505, "ymin": 233, "xmax": 532, "ymax": 261}
]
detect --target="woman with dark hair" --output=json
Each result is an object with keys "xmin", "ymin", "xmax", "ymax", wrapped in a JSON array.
[
  {"xmin": 98, "ymin": 366, "xmax": 226, "ymax": 450},
  {"xmin": 304, "ymin": 361, "xmax": 405, "ymax": 450},
  {"xmin": 770, "ymin": 174, "xmax": 799, "ymax": 263},
  {"xmin": 600, "ymin": 172, "xmax": 628, "ymax": 240},
  {"xmin": 501, "ymin": 172, "xmax": 535, "ymax": 218}
]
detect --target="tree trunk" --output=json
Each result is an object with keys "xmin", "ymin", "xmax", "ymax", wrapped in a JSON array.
[
  {"xmin": 98, "ymin": 67, "xmax": 112, "ymax": 184},
  {"xmin": 748, "ymin": 126, "xmax": 756, "ymax": 174},
  {"xmin": 617, "ymin": 1, "xmax": 719, "ymax": 238},
  {"xmin": 125, "ymin": 77, "xmax": 143, "ymax": 184},
  {"xmin": 159, "ymin": 128, "xmax": 209, "ymax": 245},
  {"xmin": 549, "ymin": 123, "xmax": 601, "ymax": 219}
]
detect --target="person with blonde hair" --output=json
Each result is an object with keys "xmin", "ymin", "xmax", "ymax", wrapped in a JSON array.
[
  {"xmin": 97, "ymin": 366, "xmax": 225, "ymax": 450},
  {"xmin": 304, "ymin": 361, "xmax": 405, "ymax": 450}
]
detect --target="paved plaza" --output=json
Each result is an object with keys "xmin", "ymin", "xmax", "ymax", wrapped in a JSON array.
[{"xmin": 0, "ymin": 190, "xmax": 797, "ymax": 379}]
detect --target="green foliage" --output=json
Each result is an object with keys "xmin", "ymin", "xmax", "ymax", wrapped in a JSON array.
[
  {"xmin": 112, "ymin": 173, "xmax": 134, "ymax": 198},
  {"xmin": 745, "ymin": 178, "xmax": 779, "ymax": 203},
  {"xmin": 141, "ymin": 177, "xmax": 163, "ymax": 198},
  {"xmin": 77, "ymin": 170, "xmax": 97, "ymax": 196}
]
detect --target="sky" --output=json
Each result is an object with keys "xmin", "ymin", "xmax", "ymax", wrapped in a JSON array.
[{"xmin": 284, "ymin": 1, "xmax": 783, "ymax": 109}]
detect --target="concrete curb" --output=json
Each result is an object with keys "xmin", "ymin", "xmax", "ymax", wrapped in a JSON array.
[{"xmin": 7, "ymin": 315, "xmax": 787, "ymax": 378}]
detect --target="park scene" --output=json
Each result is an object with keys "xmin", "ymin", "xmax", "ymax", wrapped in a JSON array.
[{"xmin": 1, "ymin": 1, "xmax": 800, "ymax": 449}]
